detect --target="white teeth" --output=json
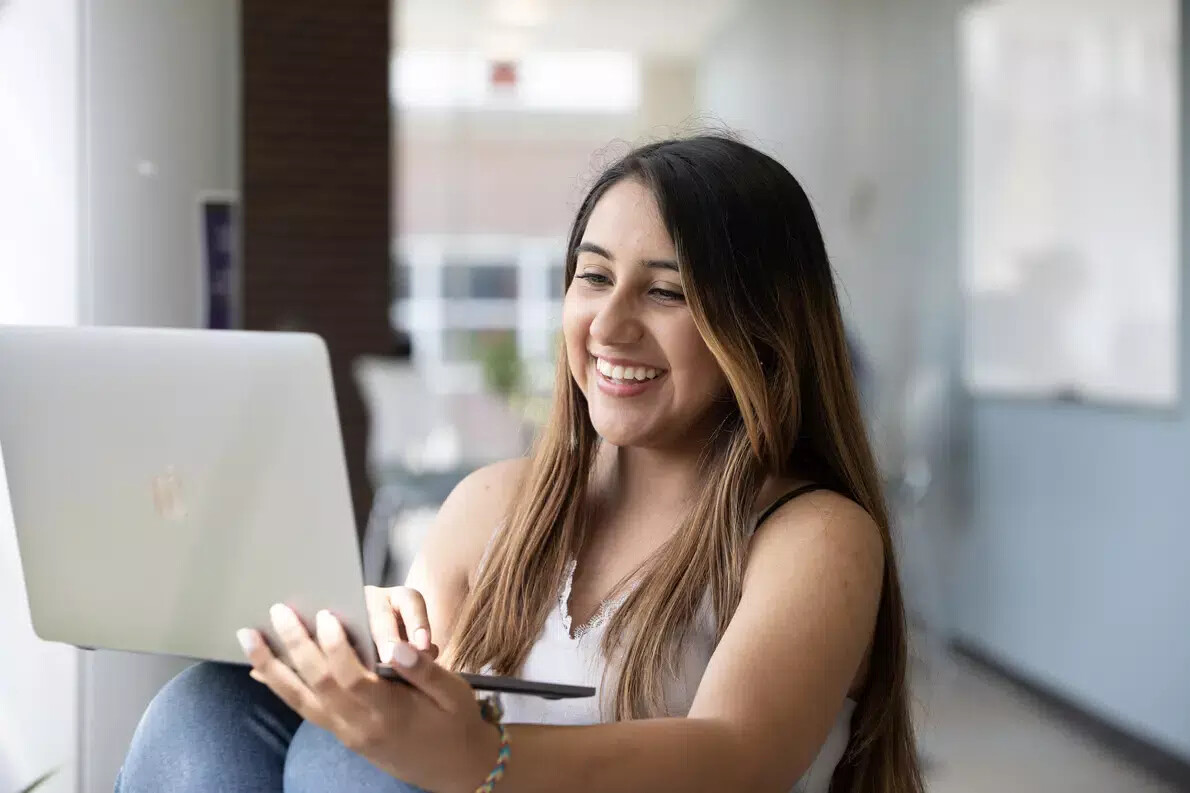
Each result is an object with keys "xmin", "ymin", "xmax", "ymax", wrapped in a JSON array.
[{"xmin": 592, "ymin": 357, "xmax": 663, "ymax": 383}]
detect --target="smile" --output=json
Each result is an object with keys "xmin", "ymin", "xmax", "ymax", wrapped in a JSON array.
[
  {"xmin": 590, "ymin": 356, "xmax": 666, "ymax": 396},
  {"xmin": 594, "ymin": 356, "xmax": 663, "ymax": 382}
]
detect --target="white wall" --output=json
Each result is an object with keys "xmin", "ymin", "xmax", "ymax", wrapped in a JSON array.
[
  {"xmin": 397, "ymin": 57, "xmax": 698, "ymax": 237},
  {"xmin": 698, "ymin": 0, "xmax": 966, "ymax": 483},
  {"xmin": 0, "ymin": 0, "xmax": 79, "ymax": 326},
  {"xmin": 955, "ymin": 0, "xmax": 1190, "ymax": 761},
  {"xmin": 700, "ymin": 0, "xmax": 1190, "ymax": 764},
  {"xmin": 0, "ymin": 0, "xmax": 82, "ymax": 790},
  {"xmin": 79, "ymin": 3, "xmax": 241, "ymax": 790},
  {"xmin": 0, "ymin": 1, "xmax": 241, "ymax": 790},
  {"xmin": 84, "ymin": 0, "xmax": 241, "ymax": 328}
]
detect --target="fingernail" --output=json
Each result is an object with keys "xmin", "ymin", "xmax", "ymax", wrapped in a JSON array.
[
  {"xmin": 392, "ymin": 641, "xmax": 419, "ymax": 669},
  {"xmin": 379, "ymin": 641, "xmax": 396, "ymax": 664},
  {"xmin": 270, "ymin": 603, "xmax": 298, "ymax": 629},
  {"xmin": 413, "ymin": 628, "xmax": 430, "ymax": 649},
  {"xmin": 315, "ymin": 610, "xmax": 340, "ymax": 640},
  {"xmin": 236, "ymin": 629, "xmax": 257, "ymax": 655}
]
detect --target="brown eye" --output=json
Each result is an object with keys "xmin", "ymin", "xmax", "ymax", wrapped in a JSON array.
[{"xmin": 649, "ymin": 287, "xmax": 685, "ymax": 302}]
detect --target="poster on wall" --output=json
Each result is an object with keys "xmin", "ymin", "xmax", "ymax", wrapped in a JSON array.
[{"xmin": 199, "ymin": 192, "xmax": 239, "ymax": 330}]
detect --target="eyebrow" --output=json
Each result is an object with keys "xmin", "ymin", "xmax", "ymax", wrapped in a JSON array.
[{"xmin": 576, "ymin": 241, "xmax": 679, "ymax": 273}]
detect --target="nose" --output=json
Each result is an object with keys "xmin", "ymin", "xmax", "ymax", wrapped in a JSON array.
[{"xmin": 588, "ymin": 289, "xmax": 643, "ymax": 346}]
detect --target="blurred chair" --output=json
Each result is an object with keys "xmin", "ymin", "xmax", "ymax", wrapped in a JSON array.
[{"xmin": 354, "ymin": 356, "xmax": 532, "ymax": 586}]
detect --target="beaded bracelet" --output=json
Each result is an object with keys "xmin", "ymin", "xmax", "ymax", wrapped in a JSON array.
[{"xmin": 475, "ymin": 696, "xmax": 511, "ymax": 793}]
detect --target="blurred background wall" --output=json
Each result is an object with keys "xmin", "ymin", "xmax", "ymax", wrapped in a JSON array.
[
  {"xmin": 0, "ymin": 3, "xmax": 82, "ymax": 789},
  {"xmin": 703, "ymin": 0, "xmax": 1189, "ymax": 769}
]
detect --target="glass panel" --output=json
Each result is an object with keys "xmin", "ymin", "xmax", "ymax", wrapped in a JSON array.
[{"xmin": 442, "ymin": 263, "xmax": 518, "ymax": 299}]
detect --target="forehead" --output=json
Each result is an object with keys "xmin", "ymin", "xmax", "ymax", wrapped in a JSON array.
[{"xmin": 581, "ymin": 179, "xmax": 675, "ymax": 258}]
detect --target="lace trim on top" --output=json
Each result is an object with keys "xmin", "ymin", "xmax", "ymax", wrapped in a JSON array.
[{"xmin": 558, "ymin": 559, "xmax": 632, "ymax": 640}]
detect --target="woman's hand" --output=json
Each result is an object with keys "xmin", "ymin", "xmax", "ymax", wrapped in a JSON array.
[
  {"xmin": 365, "ymin": 585, "xmax": 441, "ymax": 663},
  {"xmin": 237, "ymin": 605, "xmax": 499, "ymax": 792}
]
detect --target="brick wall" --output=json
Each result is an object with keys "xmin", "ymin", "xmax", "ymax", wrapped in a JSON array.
[{"xmin": 241, "ymin": 0, "xmax": 392, "ymax": 534}]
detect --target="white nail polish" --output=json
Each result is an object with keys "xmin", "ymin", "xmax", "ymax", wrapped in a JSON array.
[
  {"xmin": 270, "ymin": 603, "xmax": 295, "ymax": 627},
  {"xmin": 379, "ymin": 641, "xmax": 396, "ymax": 664},
  {"xmin": 236, "ymin": 629, "xmax": 257, "ymax": 655},
  {"xmin": 392, "ymin": 642, "xmax": 419, "ymax": 669},
  {"xmin": 316, "ymin": 610, "xmax": 335, "ymax": 636}
]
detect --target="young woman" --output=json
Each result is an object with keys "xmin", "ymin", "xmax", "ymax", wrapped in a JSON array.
[{"xmin": 116, "ymin": 135, "xmax": 923, "ymax": 793}]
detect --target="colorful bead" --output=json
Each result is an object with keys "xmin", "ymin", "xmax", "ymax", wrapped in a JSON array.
[{"xmin": 474, "ymin": 723, "xmax": 510, "ymax": 793}]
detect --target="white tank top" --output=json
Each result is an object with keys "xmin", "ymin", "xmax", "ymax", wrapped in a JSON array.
[{"xmin": 495, "ymin": 558, "xmax": 856, "ymax": 792}]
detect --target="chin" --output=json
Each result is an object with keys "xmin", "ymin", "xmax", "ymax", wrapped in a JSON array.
[
  {"xmin": 590, "ymin": 423, "xmax": 643, "ymax": 448},
  {"xmin": 587, "ymin": 411, "xmax": 654, "ymax": 448}
]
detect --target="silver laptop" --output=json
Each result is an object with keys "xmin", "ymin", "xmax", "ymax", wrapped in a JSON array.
[{"xmin": 0, "ymin": 325, "xmax": 592, "ymax": 700}]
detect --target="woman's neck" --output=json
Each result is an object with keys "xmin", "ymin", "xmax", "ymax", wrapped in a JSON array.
[{"xmin": 594, "ymin": 442, "xmax": 705, "ymax": 515}]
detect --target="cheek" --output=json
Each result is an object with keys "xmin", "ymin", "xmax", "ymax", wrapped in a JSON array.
[
  {"xmin": 561, "ymin": 294, "xmax": 591, "ymax": 386},
  {"xmin": 670, "ymin": 328, "xmax": 729, "ymax": 401}
]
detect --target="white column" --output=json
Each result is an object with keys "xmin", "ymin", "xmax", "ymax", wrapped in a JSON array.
[
  {"xmin": 0, "ymin": 1, "xmax": 82, "ymax": 791},
  {"xmin": 74, "ymin": 2, "xmax": 243, "ymax": 791}
]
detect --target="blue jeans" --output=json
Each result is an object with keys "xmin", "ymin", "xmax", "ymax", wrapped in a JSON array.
[{"xmin": 115, "ymin": 662, "xmax": 426, "ymax": 793}]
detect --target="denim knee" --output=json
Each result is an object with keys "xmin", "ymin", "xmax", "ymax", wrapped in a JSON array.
[
  {"xmin": 115, "ymin": 662, "xmax": 301, "ymax": 793},
  {"xmin": 283, "ymin": 720, "xmax": 425, "ymax": 793}
]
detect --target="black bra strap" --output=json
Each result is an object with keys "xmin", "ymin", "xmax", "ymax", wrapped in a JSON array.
[{"xmin": 754, "ymin": 483, "xmax": 826, "ymax": 530}]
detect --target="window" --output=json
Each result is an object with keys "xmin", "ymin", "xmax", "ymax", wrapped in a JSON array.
[
  {"xmin": 441, "ymin": 329, "xmax": 518, "ymax": 363},
  {"xmin": 960, "ymin": 0, "xmax": 1179, "ymax": 407},
  {"xmin": 549, "ymin": 263, "xmax": 568, "ymax": 298},
  {"xmin": 442, "ymin": 263, "xmax": 518, "ymax": 300},
  {"xmin": 392, "ymin": 50, "xmax": 641, "ymax": 113},
  {"xmin": 391, "ymin": 259, "xmax": 412, "ymax": 300}
]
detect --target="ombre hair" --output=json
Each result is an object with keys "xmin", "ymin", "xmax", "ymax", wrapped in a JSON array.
[{"xmin": 447, "ymin": 136, "xmax": 923, "ymax": 793}]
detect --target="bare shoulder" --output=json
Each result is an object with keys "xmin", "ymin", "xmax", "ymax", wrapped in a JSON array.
[
  {"xmin": 689, "ymin": 488, "xmax": 887, "ymax": 776},
  {"xmin": 745, "ymin": 488, "xmax": 884, "ymax": 597},
  {"xmin": 402, "ymin": 458, "xmax": 532, "ymax": 643},
  {"xmin": 438, "ymin": 457, "xmax": 531, "ymax": 530},
  {"xmin": 421, "ymin": 457, "xmax": 533, "ymax": 578}
]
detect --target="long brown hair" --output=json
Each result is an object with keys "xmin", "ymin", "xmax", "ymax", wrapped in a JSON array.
[{"xmin": 447, "ymin": 136, "xmax": 922, "ymax": 793}]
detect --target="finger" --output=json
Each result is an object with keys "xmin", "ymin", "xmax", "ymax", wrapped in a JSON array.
[
  {"xmin": 365, "ymin": 586, "xmax": 403, "ymax": 662},
  {"xmin": 389, "ymin": 587, "xmax": 433, "ymax": 651},
  {"xmin": 236, "ymin": 628, "xmax": 323, "ymax": 720},
  {"xmin": 316, "ymin": 610, "xmax": 379, "ymax": 695},
  {"xmin": 270, "ymin": 603, "xmax": 336, "ymax": 694},
  {"xmin": 236, "ymin": 627, "xmax": 275, "ymax": 669},
  {"xmin": 385, "ymin": 641, "xmax": 472, "ymax": 713}
]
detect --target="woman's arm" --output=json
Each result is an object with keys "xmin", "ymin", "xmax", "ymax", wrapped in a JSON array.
[
  {"xmin": 241, "ymin": 485, "xmax": 883, "ymax": 793},
  {"xmin": 467, "ymin": 491, "xmax": 885, "ymax": 793},
  {"xmin": 400, "ymin": 458, "xmax": 530, "ymax": 651}
]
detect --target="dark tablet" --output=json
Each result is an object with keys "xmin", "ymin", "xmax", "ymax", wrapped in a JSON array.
[{"xmin": 377, "ymin": 666, "xmax": 595, "ymax": 700}]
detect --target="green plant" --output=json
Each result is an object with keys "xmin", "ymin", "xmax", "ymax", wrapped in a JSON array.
[{"xmin": 474, "ymin": 332, "xmax": 523, "ymax": 399}]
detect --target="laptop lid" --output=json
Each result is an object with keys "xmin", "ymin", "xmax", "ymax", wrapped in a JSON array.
[{"xmin": 0, "ymin": 325, "xmax": 376, "ymax": 668}]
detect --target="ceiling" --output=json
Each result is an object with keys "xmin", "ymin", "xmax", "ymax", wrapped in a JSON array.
[{"xmin": 394, "ymin": 0, "xmax": 745, "ymax": 59}]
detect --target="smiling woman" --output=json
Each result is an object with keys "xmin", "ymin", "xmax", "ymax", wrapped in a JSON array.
[
  {"xmin": 562, "ymin": 184, "xmax": 730, "ymax": 451},
  {"xmin": 116, "ymin": 136, "xmax": 922, "ymax": 793}
]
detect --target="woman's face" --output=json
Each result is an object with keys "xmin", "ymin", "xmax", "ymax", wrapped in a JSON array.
[{"xmin": 562, "ymin": 178, "xmax": 729, "ymax": 450}]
